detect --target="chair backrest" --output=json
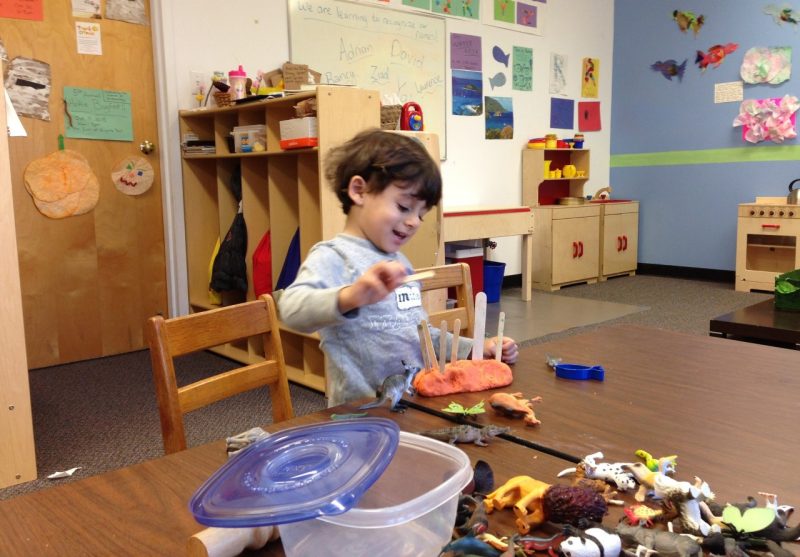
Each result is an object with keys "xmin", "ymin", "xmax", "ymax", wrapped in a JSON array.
[
  {"xmin": 146, "ymin": 294, "xmax": 293, "ymax": 454},
  {"xmin": 416, "ymin": 262, "xmax": 475, "ymax": 338}
]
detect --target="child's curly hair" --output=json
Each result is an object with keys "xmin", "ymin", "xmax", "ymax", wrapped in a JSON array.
[{"xmin": 325, "ymin": 128, "xmax": 442, "ymax": 214}]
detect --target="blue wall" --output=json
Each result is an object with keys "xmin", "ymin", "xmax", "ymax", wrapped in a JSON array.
[{"xmin": 612, "ymin": 0, "xmax": 800, "ymax": 271}]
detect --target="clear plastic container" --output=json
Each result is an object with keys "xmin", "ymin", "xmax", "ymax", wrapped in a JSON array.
[{"xmin": 279, "ymin": 431, "xmax": 472, "ymax": 557}]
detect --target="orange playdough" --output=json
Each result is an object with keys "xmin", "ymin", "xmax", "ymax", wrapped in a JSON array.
[{"xmin": 413, "ymin": 359, "xmax": 513, "ymax": 397}]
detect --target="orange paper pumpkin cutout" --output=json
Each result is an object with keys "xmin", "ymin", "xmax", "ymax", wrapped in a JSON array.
[{"xmin": 23, "ymin": 149, "xmax": 99, "ymax": 219}]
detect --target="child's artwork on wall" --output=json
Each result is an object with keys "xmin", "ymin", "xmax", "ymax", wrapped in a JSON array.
[
  {"xmin": 483, "ymin": 0, "xmax": 545, "ymax": 36},
  {"xmin": 549, "ymin": 52, "xmax": 567, "ymax": 95},
  {"xmin": 672, "ymin": 10, "xmax": 705, "ymax": 36},
  {"xmin": 740, "ymin": 46, "xmax": 792, "ymax": 85},
  {"xmin": 72, "ymin": 0, "xmax": 101, "ymax": 19},
  {"xmin": 763, "ymin": 3, "xmax": 800, "ymax": 26},
  {"xmin": 404, "ymin": 0, "xmax": 480, "ymax": 20},
  {"xmin": 4, "ymin": 56, "xmax": 51, "ymax": 121},
  {"xmin": 650, "ymin": 59, "xmax": 687, "ymax": 82},
  {"xmin": 550, "ymin": 97, "xmax": 574, "ymax": 130},
  {"xmin": 513, "ymin": 46, "xmax": 532, "ymax": 91},
  {"xmin": 453, "ymin": 70, "xmax": 483, "ymax": 115},
  {"xmin": 485, "ymin": 96, "xmax": 513, "ymax": 139},
  {"xmin": 0, "ymin": 0, "xmax": 43, "ymax": 21},
  {"xmin": 733, "ymin": 95, "xmax": 799, "ymax": 143},
  {"xmin": 695, "ymin": 43, "xmax": 738, "ymax": 72},
  {"xmin": 105, "ymin": 0, "xmax": 147, "ymax": 25},
  {"xmin": 487, "ymin": 71, "xmax": 506, "ymax": 90},
  {"xmin": 581, "ymin": 58, "xmax": 599, "ymax": 98},
  {"xmin": 493, "ymin": 45, "xmax": 510, "ymax": 67},
  {"xmin": 450, "ymin": 33, "xmax": 481, "ymax": 71},
  {"xmin": 0, "ymin": 36, "xmax": 8, "ymax": 65},
  {"xmin": 111, "ymin": 156, "xmax": 154, "ymax": 196},
  {"xmin": 578, "ymin": 101, "xmax": 601, "ymax": 132}
]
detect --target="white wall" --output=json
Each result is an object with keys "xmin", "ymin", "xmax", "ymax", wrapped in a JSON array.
[{"xmin": 154, "ymin": 0, "xmax": 614, "ymax": 315}]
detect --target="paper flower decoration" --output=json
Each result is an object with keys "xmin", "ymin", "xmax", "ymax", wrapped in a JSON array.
[
  {"xmin": 740, "ymin": 46, "xmax": 792, "ymax": 85},
  {"xmin": 732, "ymin": 95, "xmax": 800, "ymax": 144}
]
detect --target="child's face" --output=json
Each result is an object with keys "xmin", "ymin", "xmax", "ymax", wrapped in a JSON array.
[{"xmin": 347, "ymin": 180, "xmax": 429, "ymax": 253}]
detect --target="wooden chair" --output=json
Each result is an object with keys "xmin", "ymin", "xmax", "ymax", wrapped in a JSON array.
[
  {"xmin": 416, "ymin": 262, "xmax": 475, "ymax": 338},
  {"xmin": 146, "ymin": 294, "xmax": 293, "ymax": 454}
]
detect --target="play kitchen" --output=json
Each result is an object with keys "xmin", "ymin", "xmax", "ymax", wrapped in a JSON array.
[{"xmin": 735, "ymin": 183, "xmax": 800, "ymax": 292}]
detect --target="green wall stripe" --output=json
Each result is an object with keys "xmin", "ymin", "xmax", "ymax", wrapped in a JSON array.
[{"xmin": 611, "ymin": 146, "xmax": 800, "ymax": 167}]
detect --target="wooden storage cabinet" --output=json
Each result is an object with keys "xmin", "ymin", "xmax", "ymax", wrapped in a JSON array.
[
  {"xmin": 521, "ymin": 148, "xmax": 590, "ymax": 207},
  {"xmin": 532, "ymin": 205, "xmax": 600, "ymax": 290},
  {"xmin": 600, "ymin": 202, "xmax": 639, "ymax": 280},
  {"xmin": 179, "ymin": 87, "xmax": 442, "ymax": 395}
]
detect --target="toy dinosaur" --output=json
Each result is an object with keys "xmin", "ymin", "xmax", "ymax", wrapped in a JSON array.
[
  {"xmin": 358, "ymin": 360, "xmax": 419, "ymax": 412},
  {"xmin": 488, "ymin": 392, "xmax": 542, "ymax": 426},
  {"xmin": 420, "ymin": 424, "xmax": 509, "ymax": 446},
  {"xmin": 484, "ymin": 476, "xmax": 607, "ymax": 535},
  {"xmin": 615, "ymin": 523, "xmax": 701, "ymax": 557}
]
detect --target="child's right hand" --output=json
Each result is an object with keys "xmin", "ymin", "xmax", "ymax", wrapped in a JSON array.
[{"xmin": 337, "ymin": 261, "xmax": 407, "ymax": 314}]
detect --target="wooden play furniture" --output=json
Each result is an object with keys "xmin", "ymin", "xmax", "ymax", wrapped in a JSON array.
[
  {"xmin": 416, "ymin": 262, "xmax": 475, "ymax": 338},
  {"xmin": 710, "ymin": 298, "xmax": 800, "ymax": 349},
  {"xmin": 443, "ymin": 206, "xmax": 534, "ymax": 300}
]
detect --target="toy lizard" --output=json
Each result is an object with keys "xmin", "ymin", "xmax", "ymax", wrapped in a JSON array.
[
  {"xmin": 419, "ymin": 424, "xmax": 509, "ymax": 446},
  {"xmin": 488, "ymin": 392, "xmax": 542, "ymax": 426},
  {"xmin": 358, "ymin": 360, "xmax": 419, "ymax": 412}
]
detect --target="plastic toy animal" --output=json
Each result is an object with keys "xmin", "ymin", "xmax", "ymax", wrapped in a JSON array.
[
  {"xmin": 558, "ymin": 452, "xmax": 637, "ymax": 492},
  {"xmin": 439, "ymin": 533, "xmax": 501, "ymax": 557},
  {"xmin": 623, "ymin": 503, "xmax": 666, "ymax": 527},
  {"xmin": 488, "ymin": 392, "xmax": 542, "ymax": 426},
  {"xmin": 484, "ymin": 476, "xmax": 607, "ymax": 535},
  {"xmin": 615, "ymin": 523, "xmax": 701, "ymax": 557},
  {"xmin": 358, "ymin": 360, "xmax": 418, "ymax": 412},
  {"xmin": 634, "ymin": 450, "xmax": 677, "ymax": 473},
  {"xmin": 420, "ymin": 424, "xmax": 509, "ymax": 446},
  {"xmin": 623, "ymin": 462, "xmax": 715, "ymax": 536},
  {"xmin": 559, "ymin": 526, "xmax": 621, "ymax": 557}
]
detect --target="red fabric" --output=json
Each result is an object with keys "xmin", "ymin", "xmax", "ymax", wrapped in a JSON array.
[{"xmin": 252, "ymin": 231, "xmax": 272, "ymax": 297}]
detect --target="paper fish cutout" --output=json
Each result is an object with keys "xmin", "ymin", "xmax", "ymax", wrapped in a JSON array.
[
  {"xmin": 651, "ymin": 59, "xmax": 687, "ymax": 81},
  {"xmin": 488, "ymin": 72, "xmax": 506, "ymax": 89},
  {"xmin": 673, "ymin": 10, "xmax": 705, "ymax": 36},
  {"xmin": 695, "ymin": 43, "xmax": 738, "ymax": 71},
  {"xmin": 492, "ymin": 46, "xmax": 510, "ymax": 67},
  {"xmin": 764, "ymin": 3, "xmax": 800, "ymax": 25}
]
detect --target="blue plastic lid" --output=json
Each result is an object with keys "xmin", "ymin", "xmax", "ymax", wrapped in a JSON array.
[{"xmin": 189, "ymin": 418, "xmax": 400, "ymax": 527}]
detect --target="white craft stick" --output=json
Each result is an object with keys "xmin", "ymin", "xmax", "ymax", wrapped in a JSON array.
[
  {"xmin": 451, "ymin": 318, "xmax": 461, "ymax": 363},
  {"xmin": 402, "ymin": 270, "xmax": 435, "ymax": 284},
  {"xmin": 472, "ymin": 292, "xmax": 487, "ymax": 361},
  {"xmin": 417, "ymin": 322, "xmax": 431, "ymax": 370},
  {"xmin": 495, "ymin": 312, "xmax": 505, "ymax": 361},
  {"xmin": 421, "ymin": 319, "xmax": 438, "ymax": 370},
  {"xmin": 439, "ymin": 321, "xmax": 447, "ymax": 370}
]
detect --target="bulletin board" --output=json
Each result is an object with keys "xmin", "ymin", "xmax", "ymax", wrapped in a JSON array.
[{"xmin": 288, "ymin": 0, "xmax": 447, "ymax": 156}]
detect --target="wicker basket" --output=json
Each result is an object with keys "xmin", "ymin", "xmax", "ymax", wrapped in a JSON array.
[
  {"xmin": 381, "ymin": 105, "xmax": 402, "ymax": 130},
  {"xmin": 213, "ymin": 92, "xmax": 233, "ymax": 107}
]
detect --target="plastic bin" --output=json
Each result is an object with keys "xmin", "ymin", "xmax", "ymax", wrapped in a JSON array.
[
  {"xmin": 483, "ymin": 260, "xmax": 506, "ymax": 303},
  {"xmin": 445, "ymin": 244, "xmax": 483, "ymax": 295}
]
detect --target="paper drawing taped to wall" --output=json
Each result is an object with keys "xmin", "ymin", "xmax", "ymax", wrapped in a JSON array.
[
  {"xmin": 485, "ymin": 95, "xmax": 513, "ymax": 139},
  {"xmin": 452, "ymin": 69, "xmax": 482, "ymax": 115},
  {"xmin": 4, "ymin": 57, "xmax": 51, "ymax": 121},
  {"xmin": 482, "ymin": 0, "xmax": 545, "ymax": 36},
  {"xmin": 549, "ymin": 52, "xmax": 567, "ymax": 95},
  {"xmin": 105, "ymin": 0, "xmax": 147, "ymax": 25}
]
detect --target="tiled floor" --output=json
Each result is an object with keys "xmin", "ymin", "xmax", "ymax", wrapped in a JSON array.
[{"xmin": 484, "ymin": 287, "xmax": 644, "ymax": 344}]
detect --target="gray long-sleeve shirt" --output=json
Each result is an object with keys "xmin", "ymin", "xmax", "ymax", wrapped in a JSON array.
[{"xmin": 278, "ymin": 234, "xmax": 472, "ymax": 406}]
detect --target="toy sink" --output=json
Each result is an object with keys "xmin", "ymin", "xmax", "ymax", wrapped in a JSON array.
[{"xmin": 190, "ymin": 418, "xmax": 472, "ymax": 557}]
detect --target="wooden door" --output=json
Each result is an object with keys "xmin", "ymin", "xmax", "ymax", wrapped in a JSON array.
[
  {"xmin": 552, "ymin": 216, "xmax": 599, "ymax": 284},
  {"xmin": 1, "ymin": 0, "xmax": 167, "ymax": 368}
]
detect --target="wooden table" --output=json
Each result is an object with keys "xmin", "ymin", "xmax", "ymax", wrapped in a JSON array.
[
  {"xmin": 408, "ymin": 324, "xmax": 800, "ymax": 505},
  {"xmin": 443, "ymin": 206, "xmax": 533, "ymax": 301},
  {"xmin": 710, "ymin": 298, "xmax": 800, "ymax": 349},
  {"xmin": 0, "ymin": 402, "xmax": 572, "ymax": 556}
]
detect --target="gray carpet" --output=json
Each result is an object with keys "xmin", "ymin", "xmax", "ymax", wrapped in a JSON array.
[{"xmin": 0, "ymin": 274, "xmax": 773, "ymax": 500}]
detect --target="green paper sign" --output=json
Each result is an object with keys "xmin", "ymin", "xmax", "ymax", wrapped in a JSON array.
[
  {"xmin": 513, "ymin": 46, "xmax": 532, "ymax": 91},
  {"xmin": 64, "ymin": 87, "xmax": 133, "ymax": 141}
]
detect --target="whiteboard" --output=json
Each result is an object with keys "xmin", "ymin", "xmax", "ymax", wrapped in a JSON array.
[{"xmin": 288, "ymin": 0, "xmax": 447, "ymax": 156}]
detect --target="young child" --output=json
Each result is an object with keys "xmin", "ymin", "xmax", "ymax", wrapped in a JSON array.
[{"xmin": 278, "ymin": 129, "xmax": 518, "ymax": 406}]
